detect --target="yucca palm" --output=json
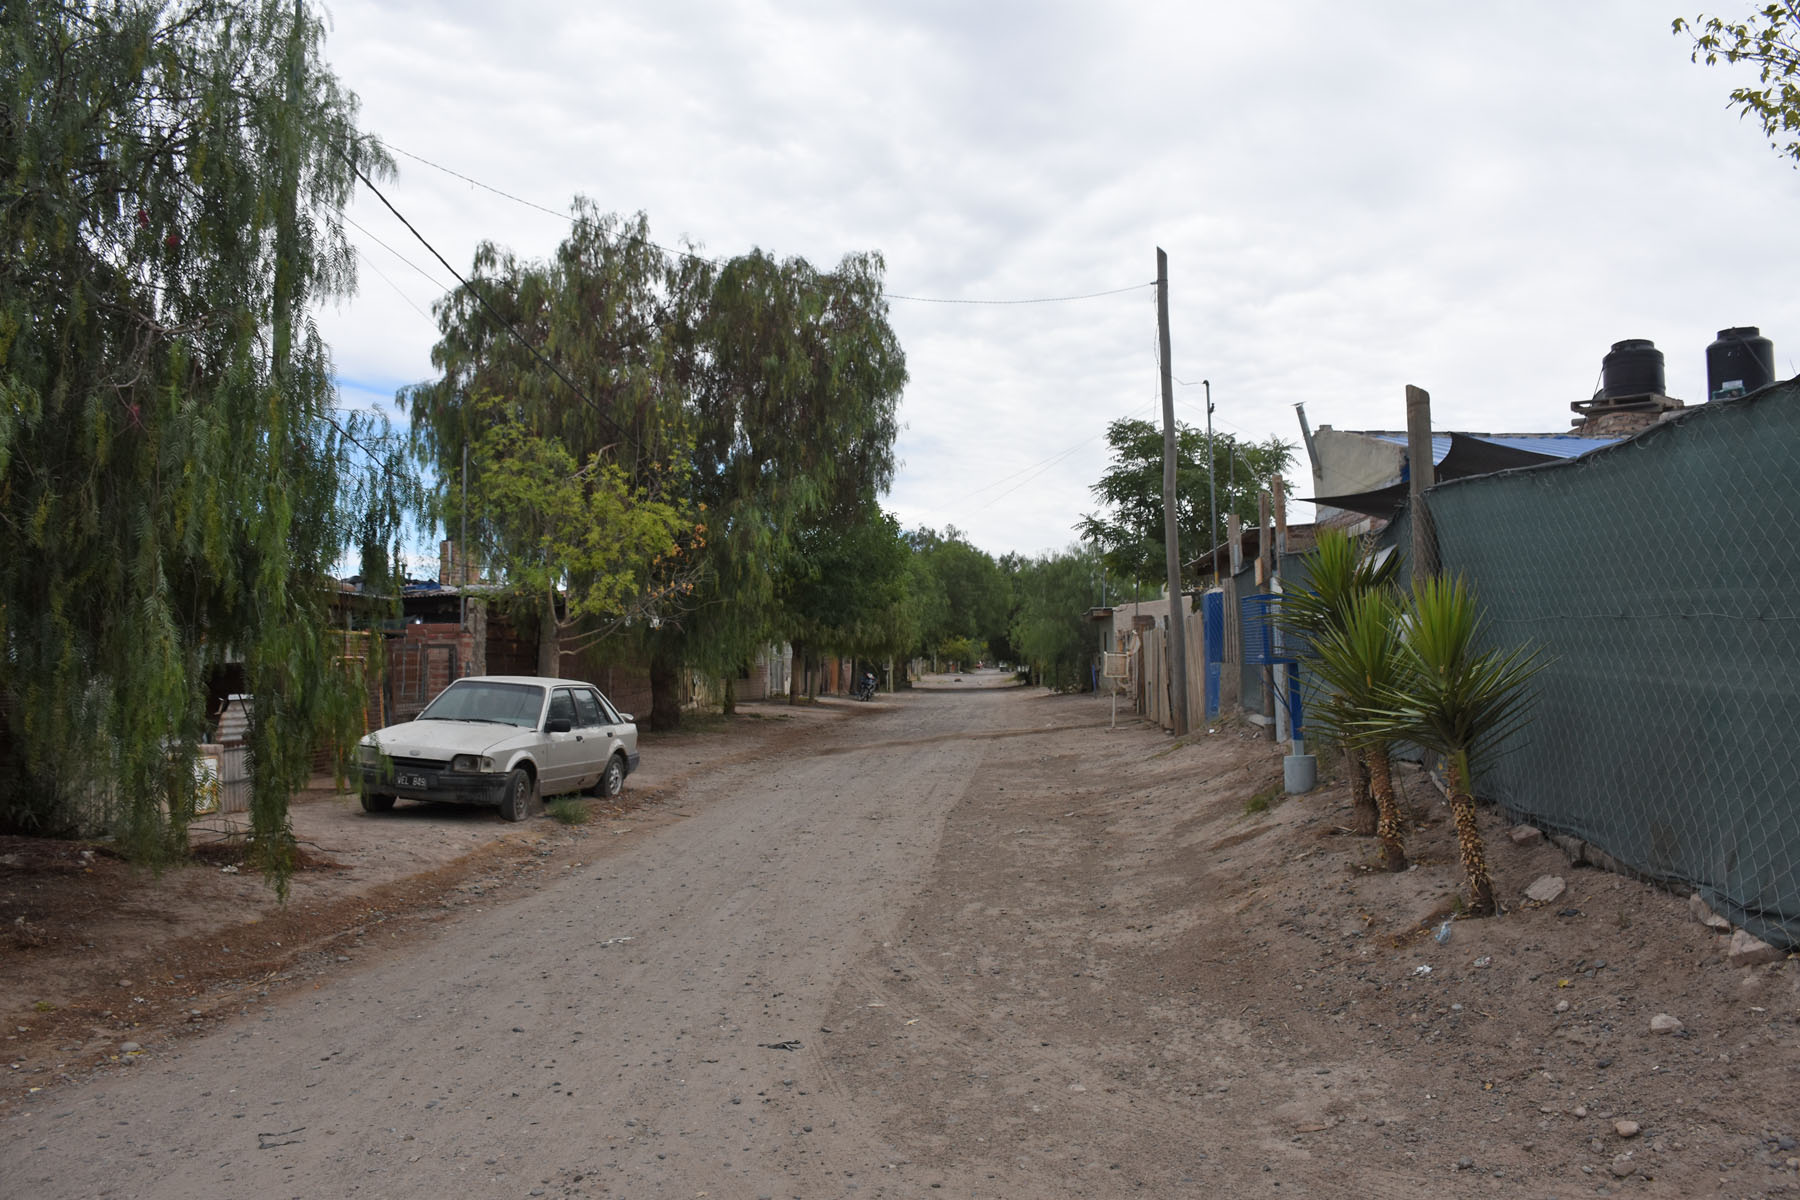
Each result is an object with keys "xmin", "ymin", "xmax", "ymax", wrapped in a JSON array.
[
  {"xmin": 1371, "ymin": 576, "xmax": 1546, "ymax": 917},
  {"xmin": 1282, "ymin": 529, "xmax": 1401, "ymax": 836},
  {"xmin": 1307, "ymin": 591, "xmax": 1409, "ymax": 871}
]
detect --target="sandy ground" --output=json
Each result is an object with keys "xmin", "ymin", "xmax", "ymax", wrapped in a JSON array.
[{"xmin": 2, "ymin": 676, "xmax": 1798, "ymax": 1198}]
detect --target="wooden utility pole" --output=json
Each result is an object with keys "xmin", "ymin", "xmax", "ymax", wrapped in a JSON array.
[
  {"xmin": 1405, "ymin": 384, "xmax": 1439, "ymax": 586},
  {"xmin": 1155, "ymin": 248, "xmax": 1189, "ymax": 736},
  {"xmin": 1220, "ymin": 512, "xmax": 1242, "ymax": 712},
  {"xmin": 1272, "ymin": 475, "xmax": 1292, "ymax": 748},
  {"xmin": 1258, "ymin": 489, "xmax": 1275, "ymax": 742}
]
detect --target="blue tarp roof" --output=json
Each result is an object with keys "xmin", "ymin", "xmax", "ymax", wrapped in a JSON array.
[{"xmin": 1365, "ymin": 431, "xmax": 1618, "ymax": 463}]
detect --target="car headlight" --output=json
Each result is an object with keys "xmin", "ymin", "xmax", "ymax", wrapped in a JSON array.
[
  {"xmin": 357, "ymin": 742, "xmax": 381, "ymax": 766},
  {"xmin": 450, "ymin": 754, "xmax": 495, "ymax": 773}
]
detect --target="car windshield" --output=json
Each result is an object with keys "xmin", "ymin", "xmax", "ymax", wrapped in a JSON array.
[{"xmin": 418, "ymin": 681, "xmax": 545, "ymax": 728}]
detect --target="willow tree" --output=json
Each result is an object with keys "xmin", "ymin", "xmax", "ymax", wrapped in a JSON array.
[
  {"xmin": 404, "ymin": 206, "xmax": 707, "ymax": 678},
  {"xmin": 1, "ymin": 1, "xmax": 412, "ymax": 886},
  {"xmin": 410, "ymin": 217, "xmax": 907, "ymax": 728},
  {"xmin": 660, "ymin": 248, "xmax": 906, "ymax": 726}
]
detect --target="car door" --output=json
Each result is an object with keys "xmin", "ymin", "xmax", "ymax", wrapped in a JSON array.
[
  {"xmin": 539, "ymin": 687, "xmax": 584, "ymax": 795},
  {"xmin": 593, "ymin": 688, "xmax": 634, "ymax": 765},
  {"xmin": 568, "ymin": 687, "xmax": 610, "ymax": 791}
]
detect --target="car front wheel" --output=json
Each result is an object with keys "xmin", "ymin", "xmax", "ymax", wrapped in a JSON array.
[
  {"xmin": 360, "ymin": 790, "xmax": 395, "ymax": 814},
  {"xmin": 499, "ymin": 768, "xmax": 533, "ymax": 822}
]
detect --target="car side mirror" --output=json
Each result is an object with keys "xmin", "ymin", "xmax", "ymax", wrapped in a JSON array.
[
  {"xmin": 618, "ymin": 713, "xmax": 634, "ymax": 724},
  {"xmin": 545, "ymin": 718, "xmax": 573, "ymax": 734}
]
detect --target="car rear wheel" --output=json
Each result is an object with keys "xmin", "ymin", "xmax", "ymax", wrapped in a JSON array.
[
  {"xmin": 597, "ymin": 754, "xmax": 626, "ymax": 798},
  {"xmin": 360, "ymin": 790, "xmax": 395, "ymax": 813},
  {"xmin": 499, "ymin": 768, "xmax": 533, "ymax": 822}
]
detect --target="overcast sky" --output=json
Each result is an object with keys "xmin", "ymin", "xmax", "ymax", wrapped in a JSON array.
[{"xmin": 313, "ymin": 0, "xmax": 1800, "ymax": 565}]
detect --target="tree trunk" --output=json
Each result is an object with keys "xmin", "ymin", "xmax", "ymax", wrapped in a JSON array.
[
  {"xmin": 1345, "ymin": 746, "xmax": 1377, "ymax": 836},
  {"xmin": 722, "ymin": 673, "xmax": 736, "ymax": 716},
  {"xmin": 788, "ymin": 639, "xmax": 807, "ymax": 706},
  {"xmin": 1447, "ymin": 752, "xmax": 1495, "ymax": 917},
  {"xmin": 536, "ymin": 588, "xmax": 559, "ymax": 678},
  {"xmin": 1365, "ymin": 746, "xmax": 1407, "ymax": 872},
  {"xmin": 649, "ymin": 645, "xmax": 682, "ymax": 732}
]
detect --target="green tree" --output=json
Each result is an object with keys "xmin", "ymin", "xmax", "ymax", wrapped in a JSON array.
[
  {"xmin": 457, "ymin": 398, "xmax": 697, "ymax": 676},
  {"xmin": 404, "ymin": 206, "xmax": 704, "ymax": 675},
  {"xmin": 408, "ymin": 218, "xmax": 906, "ymax": 729},
  {"xmin": 779, "ymin": 505, "xmax": 912, "ymax": 701},
  {"xmin": 1010, "ymin": 545, "xmax": 1106, "ymax": 691},
  {"xmin": 907, "ymin": 528, "xmax": 1012, "ymax": 666},
  {"xmin": 656, "ymin": 247, "xmax": 905, "ymax": 726},
  {"xmin": 1, "ymin": 0, "xmax": 411, "ymax": 887},
  {"xmin": 1368, "ymin": 576, "xmax": 1546, "ymax": 916},
  {"xmin": 1078, "ymin": 417, "xmax": 1293, "ymax": 588},
  {"xmin": 1281, "ymin": 528, "xmax": 1401, "ymax": 838},
  {"xmin": 1676, "ymin": 5, "xmax": 1800, "ymax": 166},
  {"xmin": 1304, "ymin": 590, "xmax": 1410, "ymax": 872}
]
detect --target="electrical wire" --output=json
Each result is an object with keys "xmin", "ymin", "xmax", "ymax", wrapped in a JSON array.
[
  {"xmin": 378, "ymin": 138, "xmax": 1154, "ymax": 307},
  {"xmin": 885, "ymin": 281, "xmax": 1156, "ymax": 305},
  {"xmin": 344, "ymin": 212, "xmax": 457, "ymax": 294},
  {"xmin": 346, "ymin": 157, "xmax": 642, "ymax": 457},
  {"xmin": 347, "ymin": 244, "xmax": 435, "ymax": 323}
]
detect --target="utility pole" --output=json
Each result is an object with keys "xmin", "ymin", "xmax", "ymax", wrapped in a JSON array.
[
  {"xmin": 1204, "ymin": 379, "xmax": 1218, "ymax": 580},
  {"xmin": 1155, "ymin": 248, "xmax": 1189, "ymax": 736},
  {"xmin": 1405, "ymin": 384, "xmax": 1439, "ymax": 587}
]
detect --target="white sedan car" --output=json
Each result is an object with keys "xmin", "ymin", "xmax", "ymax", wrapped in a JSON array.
[{"xmin": 357, "ymin": 675, "xmax": 640, "ymax": 821}]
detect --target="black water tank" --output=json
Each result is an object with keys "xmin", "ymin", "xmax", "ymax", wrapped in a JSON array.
[
  {"xmin": 1600, "ymin": 338, "xmax": 1665, "ymax": 399},
  {"xmin": 1706, "ymin": 326, "xmax": 1776, "ymax": 401}
]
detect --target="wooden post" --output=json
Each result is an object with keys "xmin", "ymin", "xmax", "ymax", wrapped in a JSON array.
[
  {"xmin": 1221, "ymin": 513, "xmax": 1242, "ymax": 713},
  {"xmin": 1155, "ymin": 248, "xmax": 1189, "ymax": 736},
  {"xmin": 1258, "ymin": 490, "xmax": 1275, "ymax": 741},
  {"xmin": 1271, "ymin": 474, "xmax": 1291, "ymax": 747},
  {"xmin": 1406, "ymin": 384, "xmax": 1439, "ymax": 586}
]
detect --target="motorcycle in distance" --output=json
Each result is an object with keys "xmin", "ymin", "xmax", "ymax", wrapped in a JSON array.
[{"xmin": 854, "ymin": 672, "xmax": 878, "ymax": 701}]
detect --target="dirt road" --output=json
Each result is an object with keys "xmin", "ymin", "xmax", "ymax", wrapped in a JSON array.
[{"xmin": 4, "ymin": 681, "xmax": 1797, "ymax": 1198}]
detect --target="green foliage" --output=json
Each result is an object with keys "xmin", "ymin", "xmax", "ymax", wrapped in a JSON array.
[
  {"xmin": 1363, "ymin": 575, "xmax": 1548, "ymax": 779},
  {"xmin": 679, "ymin": 247, "xmax": 905, "ymax": 703},
  {"xmin": 937, "ymin": 635, "xmax": 985, "ymax": 671},
  {"xmin": 1078, "ymin": 417, "xmax": 1293, "ymax": 586},
  {"xmin": 1010, "ymin": 545, "xmax": 1106, "ymax": 690},
  {"xmin": 546, "ymin": 797, "xmax": 590, "ymax": 826},
  {"xmin": 1676, "ymin": 4, "xmax": 1800, "ymax": 166},
  {"xmin": 1244, "ymin": 783, "xmax": 1281, "ymax": 814},
  {"xmin": 406, "ymin": 211, "xmax": 906, "ymax": 726},
  {"xmin": 1279, "ymin": 528, "xmax": 1400, "ymax": 652},
  {"xmin": 1303, "ymin": 590, "xmax": 1408, "ymax": 751},
  {"xmin": 459, "ymin": 397, "xmax": 695, "ymax": 670},
  {"xmin": 781, "ymin": 505, "xmax": 914, "ymax": 664},
  {"xmin": 1, "ymin": 0, "xmax": 413, "ymax": 888},
  {"xmin": 907, "ymin": 527, "xmax": 1013, "ymax": 661}
]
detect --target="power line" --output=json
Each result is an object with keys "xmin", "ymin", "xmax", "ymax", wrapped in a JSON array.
[
  {"xmin": 384, "ymin": 141, "xmax": 570, "ymax": 223},
  {"xmin": 346, "ymin": 156, "xmax": 642, "ymax": 456},
  {"xmin": 344, "ymin": 212, "xmax": 456, "ymax": 294},
  {"xmin": 347, "ymin": 243, "xmax": 435, "ymax": 322},
  {"xmin": 885, "ymin": 281, "xmax": 1156, "ymax": 305},
  {"xmin": 378, "ymin": 138, "xmax": 1155, "ymax": 307}
]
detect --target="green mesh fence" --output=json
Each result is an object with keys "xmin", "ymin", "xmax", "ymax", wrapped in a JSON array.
[{"xmin": 1418, "ymin": 379, "xmax": 1800, "ymax": 949}]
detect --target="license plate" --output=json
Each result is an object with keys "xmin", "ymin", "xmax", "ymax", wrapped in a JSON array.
[{"xmin": 397, "ymin": 772, "xmax": 429, "ymax": 789}]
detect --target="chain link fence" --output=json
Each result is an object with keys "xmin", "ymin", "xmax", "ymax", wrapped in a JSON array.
[{"xmin": 1414, "ymin": 379, "xmax": 1800, "ymax": 949}]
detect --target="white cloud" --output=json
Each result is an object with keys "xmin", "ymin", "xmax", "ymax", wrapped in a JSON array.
[{"xmin": 314, "ymin": 0, "xmax": 1800, "ymax": 558}]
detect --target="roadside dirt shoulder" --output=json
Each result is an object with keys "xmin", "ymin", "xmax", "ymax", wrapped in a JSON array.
[{"xmin": 0, "ymin": 700, "xmax": 841, "ymax": 1102}]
